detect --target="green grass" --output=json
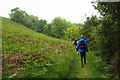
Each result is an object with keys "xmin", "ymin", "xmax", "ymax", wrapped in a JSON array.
[
  {"xmin": 2, "ymin": 17, "xmax": 80, "ymax": 78},
  {"xmin": 2, "ymin": 17, "xmax": 109, "ymax": 78},
  {"xmin": 72, "ymin": 52, "xmax": 109, "ymax": 78},
  {"xmin": 86, "ymin": 52, "xmax": 109, "ymax": 78}
]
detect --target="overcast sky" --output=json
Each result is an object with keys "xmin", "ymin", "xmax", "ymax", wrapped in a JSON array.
[{"xmin": 0, "ymin": 0, "xmax": 100, "ymax": 23}]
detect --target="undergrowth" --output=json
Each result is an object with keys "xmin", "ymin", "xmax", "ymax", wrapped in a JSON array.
[{"xmin": 2, "ymin": 17, "xmax": 80, "ymax": 78}]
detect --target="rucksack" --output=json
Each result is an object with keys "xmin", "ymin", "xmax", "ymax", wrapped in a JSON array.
[{"xmin": 79, "ymin": 40, "xmax": 86, "ymax": 49}]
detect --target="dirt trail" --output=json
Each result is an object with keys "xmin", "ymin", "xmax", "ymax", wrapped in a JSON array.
[{"xmin": 84, "ymin": 65, "xmax": 89, "ymax": 76}]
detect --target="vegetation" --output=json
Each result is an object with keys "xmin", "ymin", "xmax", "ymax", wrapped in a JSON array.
[
  {"xmin": 9, "ymin": 7, "xmax": 83, "ymax": 40},
  {"xmin": 2, "ymin": 1, "xmax": 120, "ymax": 79},
  {"xmin": 81, "ymin": 2, "xmax": 120, "ymax": 78},
  {"xmin": 2, "ymin": 17, "xmax": 79, "ymax": 78},
  {"xmin": 2, "ymin": 17, "xmax": 108, "ymax": 78},
  {"xmin": 9, "ymin": 7, "xmax": 47, "ymax": 32}
]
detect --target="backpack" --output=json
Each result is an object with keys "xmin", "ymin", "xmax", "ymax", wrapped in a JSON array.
[
  {"xmin": 75, "ymin": 40, "xmax": 77, "ymax": 44},
  {"xmin": 79, "ymin": 40, "xmax": 86, "ymax": 49}
]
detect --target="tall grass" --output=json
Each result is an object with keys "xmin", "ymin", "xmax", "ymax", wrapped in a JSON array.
[
  {"xmin": 2, "ymin": 17, "xmax": 80, "ymax": 78},
  {"xmin": 87, "ymin": 52, "xmax": 109, "ymax": 78}
]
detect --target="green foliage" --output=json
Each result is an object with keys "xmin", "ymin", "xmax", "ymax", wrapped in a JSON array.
[
  {"xmin": 87, "ymin": 52, "xmax": 109, "ymax": 78},
  {"xmin": 5, "ymin": 2, "xmax": 120, "ymax": 78},
  {"xmin": 36, "ymin": 19, "xmax": 47, "ymax": 33},
  {"xmin": 9, "ymin": 7, "xmax": 27, "ymax": 24},
  {"xmin": 2, "ymin": 17, "xmax": 80, "ymax": 78},
  {"xmin": 64, "ymin": 24, "xmax": 79, "ymax": 41},
  {"xmin": 42, "ymin": 17, "xmax": 84, "ymax": 41},
  {"xmin": 81, "ymin": 2, "xmax": 120, "ymax": 78},
  {"xmin": 9, "ymin": 7, "xmax": 85, "ymax": 41},
  {"xmin": 9, "ymin": 7, "xmax": 47, "ymax": 33},
  {"xmin": 50, "ymin": 17, "xmax": 69, "ymax": 38},
  {"xmin": 2, "ymin": 17, "xmax": 110, "ymax": 78},
  {"xmin": 43, "ymin": 24, "xmax": 52, "ymax": 36}
]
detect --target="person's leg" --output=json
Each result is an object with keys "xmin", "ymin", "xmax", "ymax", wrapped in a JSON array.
[
  {"xmin": 83, "ymin": 52, "xmax": 86, "ymax": 64},
  {"xmin": 80, "ymin": 52, "xmax": 83, "ymax": 67}
]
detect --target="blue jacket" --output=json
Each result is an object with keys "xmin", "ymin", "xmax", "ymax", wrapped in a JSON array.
[{"xmin": 76, "ymin": 38, "xmax": 88, "ymax": 52}]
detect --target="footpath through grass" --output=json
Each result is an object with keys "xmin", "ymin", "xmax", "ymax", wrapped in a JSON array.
[{"xmin": 75, "ymin": 52, "xmax": 109, "ymax": 78}]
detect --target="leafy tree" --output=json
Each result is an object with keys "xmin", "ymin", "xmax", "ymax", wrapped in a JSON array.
[
  {"xmin": 91, "ymin": 2, "xmax": 120, "ymax": 78},
  {"xmin": 51, "ymin": 17, "xmax": 69, "ymax": 38},
  {"xmin": 36, "ymin": 20, "xmax": 47, "ymax": 33},
  {"xmin": 9, "ymin": 7, "xmax": 47, "ymax": 32},
  {"xmin": 9, "ymin": 7, "xmax": 27, "ymax": 24},
  {"xmin": 83, "ymin": 15, "xmax": 100, "ymax": 50},
  {"xmin": 64, "ymin": 24, "xmax": 79, "ymax": 41},
  {"xmin": 43, "ymin": 24, "xmax": 52, "ymax": 36}
]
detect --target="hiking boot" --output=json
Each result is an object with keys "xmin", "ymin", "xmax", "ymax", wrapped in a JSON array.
[{"xmin": 81, "ymin": 65, "xmax": 84, "ymax": 68}]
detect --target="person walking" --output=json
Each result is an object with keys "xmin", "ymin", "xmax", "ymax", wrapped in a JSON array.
[
  {"xmin": 73, "ymin": 38, "xmax": 78, "ymax": 48},
  {"xmin": 76, "ymin": 35, "xmax": 88, "ymax": 68}
]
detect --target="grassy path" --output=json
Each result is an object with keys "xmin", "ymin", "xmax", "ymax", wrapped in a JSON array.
[
  {"xmin": 74, "ymin": 52, "xmax": 108, "ymax": 78},
  {"xmin": 76, "ymin": 53, "xmax": 90, "ymax": 78},
  {"xmin": 77, "ymin": 63, "xmax": 90, "ymax": 78}
]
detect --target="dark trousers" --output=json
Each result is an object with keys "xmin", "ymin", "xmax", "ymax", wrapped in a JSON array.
[{"xmin": 80, "ymin": 52, "xmax": 86, "ymax": 66}]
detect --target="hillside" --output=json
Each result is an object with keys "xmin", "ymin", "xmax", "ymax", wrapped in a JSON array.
[{"xmin": 2, "ymin": 17, "xmax": 81, "ymax": 78}]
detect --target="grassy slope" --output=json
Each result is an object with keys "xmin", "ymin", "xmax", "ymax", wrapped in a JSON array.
[
  {"xmin": 2, "ymin": 17, "xmax": 81, "ymax": 78},
  {"xmin": 2, "ymin": 17, "xmax": 108, "ymax": 78}
]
